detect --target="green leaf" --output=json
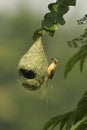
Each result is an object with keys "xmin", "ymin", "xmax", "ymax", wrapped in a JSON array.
[
  {"xmin": 42, "ymin": 90, "xmax": 87, "ymax": 130},
  {"xmin": 62, "ymin": 0, "xmax": 76, "ymax": 6},
  {"xmin": 33, "ymin": 0, "xmax": 76, "ymax": 39},
  {"xmin": 42, "ymin": 12, "xmax": 65, "ymax": 32},
  {"xmin": 42, "ymin": 20, "xmax": 59, "ymax": 31},
  {"xmin": 42, "ymin": 12, "xmax": 59, "ymax": 31},
  {"xmin": 59, "ymin": 112, "xmax": 73, "ymax": 130},
  {"xmin": 70, "ymin": 117, "xmax": 87, "ymax": 130},
  {"xmin": 51, "ymin": 116, "xmax": 62, "ymax": 130},
  {"xmin": 70, "ymin": 106, "xmax": 87, "ymax": 125},
  {"xmin": 44, "ymin": 12, "xmax": 59, "ymax": 24},
  {"xmin": 64, "ymin": 51, "xmax": 82, "ymax": 78},
  {"xmin": 42, "ymin": 115, "xmax": 62, "ymax": 130},
  {"xmin": 70, "ymin": 93, "xmax": 87, "ymax": 130},
  {"xmin": 57, "ymin": 3, "xmax": 70, "ymax": 16},
  {"xmin": 57, "ymin": 0, "xmax": 62, "ymax": 4},
  {"xmin": 66, "ymin": 92, "xmax": 87, "ymax": 127},
  {"xmin": 76, "ymin": 124, "xmax": 87, "ymax": 130},
  {"xmin": 42, "ymin": 112, "xmax": 74, "ymax": 130},
  {"xmin": 57, "ymin": 15, "xmax": 65, "ymax": 25},
  {"xmin": 48, "ymin": 2, "xmax": 69, "ymax": 16},
  {"xmin": 80, "ymin": 55, "xmax": 87, "ymax": 72},
  {"xmin": 77, "ymin": 91, "xmax": 87, "ymax": 109},
  {"xmin": 64, "ymin": 45, "xmax": 87, "ymax": 78},
  {"xmin": 48, "ymin": 3, "xmax": 58, "ymax": 13}
]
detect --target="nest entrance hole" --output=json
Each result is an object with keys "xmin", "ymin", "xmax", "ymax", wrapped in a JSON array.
[{"xmin": 19, "ymin": 69, "xmax": 36, "ymax": 79}]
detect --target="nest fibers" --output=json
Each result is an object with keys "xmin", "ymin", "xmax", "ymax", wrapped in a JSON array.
[{"xmin": 18, "ymin": 37, "xmax": 48, "ymax": 90}]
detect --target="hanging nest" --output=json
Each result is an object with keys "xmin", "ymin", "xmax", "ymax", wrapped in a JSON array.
[{"xmin": 18, "ymin": 37, "xmax": 48, "ymax": 90}]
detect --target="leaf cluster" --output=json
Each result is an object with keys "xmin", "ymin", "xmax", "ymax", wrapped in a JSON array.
[
  {"xmin": 33, "ymin": 0, "xmax": 76, "ymax": 41},
  {"xmin": 67, "ymin": 28, "xmax": 87, "ymax": 48},
  {"xmin": 67, "ymin": 14, "xmax": 87, "ymax": 48},
  {"xmin": 77, "ymin": 14, "xmax": 87, "ymax": 25},
  {"xmin": 64, "ymin": 14, "xmax": 87, "ymax": 78},
  {"xmin": 42, "ymin": 13, "xmax": 87, "ymax": 130},
  {"xmin": 43, "ymin": 91, "xmax": 87, "ymax": 130}
]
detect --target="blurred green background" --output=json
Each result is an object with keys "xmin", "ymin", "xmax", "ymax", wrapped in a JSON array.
[{"xmin": 0, "ymin": 0, "xmax": 87, "ymax": 130}]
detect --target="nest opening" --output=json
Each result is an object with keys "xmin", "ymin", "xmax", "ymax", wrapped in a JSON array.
[{"xmin": 19, "ymin": 69, "xmax": 36, "ymax": 79}]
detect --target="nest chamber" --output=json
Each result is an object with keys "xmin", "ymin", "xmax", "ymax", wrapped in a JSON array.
[{"xmin": 18, "ymin": 37, "xmax": 48, "ymax": 90}]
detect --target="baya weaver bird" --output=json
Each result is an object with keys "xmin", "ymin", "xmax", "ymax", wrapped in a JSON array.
[
  {"xmin": 46, "ymin": 58, "xmax": 58, "ymax": 81},
  {"xmin": 41, "ymin": 58, "xmax": 58, "ymax": 100}
]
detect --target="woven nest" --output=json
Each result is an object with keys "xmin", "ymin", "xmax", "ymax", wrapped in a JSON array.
[{"xmin": 18, "ymin": 37, "xmax": 48, "ymax": 90}]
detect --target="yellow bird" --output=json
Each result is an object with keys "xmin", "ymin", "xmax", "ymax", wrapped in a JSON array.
[
  {"xmin": 46, "ymin": 58, "xmax": 58, "ymax": 81},
  {"xmin": 41, "ymin": 58, "xmax": 58, "ymax": 100}
]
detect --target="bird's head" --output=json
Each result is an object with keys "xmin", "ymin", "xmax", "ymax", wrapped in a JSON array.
[{"xmin": 51, "ymin": 58, "xmax": 58, "ymax": 64}]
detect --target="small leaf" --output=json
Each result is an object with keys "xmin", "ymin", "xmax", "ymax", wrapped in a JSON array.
[
  {"xmin": 42, "ymin": 115, "xmax": 62, "ymax": 130},
  {"xmin": 44, "ymin": 12, "xmax": 59, "ymax": 24},
  {"xmin": 42, "ymin": 12, "xmax": 59, "ymax": 31},
  {"xmin": 75, "ymin": 121, "xmax": 87, "ymax": 130},
  {"xmin": 64, "ymin": 44, "xmax": 87, "ymax": 78},
  {"xmin": 70, "ymin": 117, "xmax": 87, "ymax": 130},
  {"xmin": 66, "ymin": 95, "xmax": 87, "ymax": 125},
  {"xmin": 51, "ymin": 116, "xmax": 62, "ymax": 130},
  {"xmin": 77, "ymin": 91, "xmax": 87, "ymax": 109},
  {"xmin": 62, "ymin": 0, "xmax": 76, "ymax": 6},
  {"xmin": 64, "ymin": 51, "xmax": 82, "ymax": 78},
  {"xmin": 57, "ymin": 0, "xmax": 62, "ymax": 4},
  {"xmin": 42, "ymin": 119, "xmax": 55, "ymax": 130},
  {"xmin": 80, "ymin": 55, "xmax": 87, "ymax": 72},
  {"xmin": 57, "ymin": 15, "xmax": 65, "ymax": 25},
  {"xmin": 48, "ymin": 3, "xmax": 58, "ymax": 13},
  {"xmin": 42, "ymin": 19, "xmax": 59, "ymax": 31},
  {"xmin": 59, "ymin": 112, "xmax": 73, "ymax": 130},
  {"xmin": 57, "ymin": 3, "xmax": 70, "ymax": 16}
]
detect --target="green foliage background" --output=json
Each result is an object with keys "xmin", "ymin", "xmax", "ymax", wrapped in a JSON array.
[{"xmin": 0, "ymin": 1, "xmax": 87, "ymax": 130}]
